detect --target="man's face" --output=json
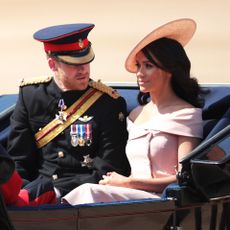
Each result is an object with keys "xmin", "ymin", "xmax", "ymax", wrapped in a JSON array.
[{"xmin": 51, "ymin": 58, "xmax": 90, "ymax": 91}]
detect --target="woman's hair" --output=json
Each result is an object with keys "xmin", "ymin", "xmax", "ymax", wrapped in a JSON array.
[{"xmin": 137, "ymin": 37, "xmax": 205, "ymax": 108}]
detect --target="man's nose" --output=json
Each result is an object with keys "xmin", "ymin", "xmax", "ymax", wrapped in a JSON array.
[{"xmin": 75, "ymin": 64, "xmax": 85, "ymax": 71}]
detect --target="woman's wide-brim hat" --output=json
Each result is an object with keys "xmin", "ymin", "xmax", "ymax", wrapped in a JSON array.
[{"xmin": 125, "ymin": 18, "xmax": 196, "ymax": 73}]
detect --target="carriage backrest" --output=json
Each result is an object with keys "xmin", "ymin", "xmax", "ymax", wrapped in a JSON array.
[
  {"xmin": 113, "ymin": 84, "xmax": 230, "ymax": 140},
  {"xmin": 0, "ymin": 84, "xmax": 230, "ymax": 147}
]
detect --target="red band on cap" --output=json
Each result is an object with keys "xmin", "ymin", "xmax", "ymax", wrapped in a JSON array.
[{"xmin": 44, "ymin": 38, "xmax": 89, "ymax": 52}]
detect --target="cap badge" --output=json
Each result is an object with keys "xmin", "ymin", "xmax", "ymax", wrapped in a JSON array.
[{"xmin": 78, "ymin": 39, "xmax": 84, "ymax": 48}]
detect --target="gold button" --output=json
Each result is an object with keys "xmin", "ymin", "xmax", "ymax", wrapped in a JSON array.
[
  {"xmin": 58, "ymin": 151, "xmax": 64, "ymax": 158},
  {"xmin": 52, "ymin": 174, "xmax": 58, "ymax": 180}
]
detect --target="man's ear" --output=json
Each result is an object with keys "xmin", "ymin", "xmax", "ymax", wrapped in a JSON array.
[{"xmin": 48, "ymin": 57, "xmax": 57, "ymax": 71}]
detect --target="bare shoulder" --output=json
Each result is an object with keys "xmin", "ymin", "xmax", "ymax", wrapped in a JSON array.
[{"xmin": 128, "ymin": 105, "xmax": 143, "ymax": 121}]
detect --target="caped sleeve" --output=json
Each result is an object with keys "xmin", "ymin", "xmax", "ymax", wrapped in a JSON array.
[{"xmin": 146, "ymin": 108, "xmax": 203, "ymax": 138}]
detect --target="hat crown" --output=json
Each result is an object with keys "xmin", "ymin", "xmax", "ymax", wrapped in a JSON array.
[
  {"xmin": 125, "ymin": 18, "xmax": 196, "ymax": 73},
  {"xmin": 33, "ymin": 23, "xmax": 94, "ymax": 43}
]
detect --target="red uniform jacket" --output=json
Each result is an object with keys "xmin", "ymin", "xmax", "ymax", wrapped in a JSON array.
[{"xmin": 0, "ymin": 170, "xmax": 22, "ymax": 205}]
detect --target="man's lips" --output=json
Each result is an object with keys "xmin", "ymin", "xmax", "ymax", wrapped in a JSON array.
[{"xmin": 75, "ymin": 75, "xmax": 88, "ymax": 81}]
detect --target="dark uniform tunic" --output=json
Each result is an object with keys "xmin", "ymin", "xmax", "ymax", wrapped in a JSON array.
[{"xmin": 7, "ymin": 77, "xmax": 131, "ymax": 196}]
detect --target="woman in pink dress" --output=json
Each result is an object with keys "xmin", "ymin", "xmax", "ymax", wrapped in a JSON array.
[{"xmin": 62, "ymin": 18, "xmax": 204, "ymax": 205}]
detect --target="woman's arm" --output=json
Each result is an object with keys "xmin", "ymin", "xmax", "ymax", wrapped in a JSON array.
[
  {"xmin": 99, "ymin": 136, "xmax": 201, "ymax": 193},
  {"xmin": 99, "ymin": 171, "xmax": 176, "ymax": 193},
  {"xmin": 177, "ymin": 136, "xmax": 201, "ymax": 171}
]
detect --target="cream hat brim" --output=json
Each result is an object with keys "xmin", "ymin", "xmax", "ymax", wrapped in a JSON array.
[
  {"xmin": 57, "ymin": 47, "xmax": 95, "ymax": 65},
  {"xmin": 125, "ymin": 18, "xmax": 197, "ymax": 73}
]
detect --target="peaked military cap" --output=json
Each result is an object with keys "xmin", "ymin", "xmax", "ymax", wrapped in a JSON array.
[{"xmin": 33, "ymin": 23, "xmax": 95, "ymax": 65}]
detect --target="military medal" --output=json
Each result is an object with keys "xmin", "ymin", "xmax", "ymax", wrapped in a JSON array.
[
  {"xmin": 70, "ymin": 124, "xmax": 78, "ymax": 147},
  {"xmin": 81, "ymin": 154, "xmax": 93, "ymax": 168},
  {"xmin": 56, "ymin": 99, "xmax": 67, "ymax": 124},
  {"xmin": 70, "ymin": 116, "xmax": 93, "ymax": 147},
  {"xmin": 85, "ymin": 123, "xmax": 92, "ymax": 146},
  {"xmin": 77, "ymin": 124, "xmax": 85, "ymax": 146}
]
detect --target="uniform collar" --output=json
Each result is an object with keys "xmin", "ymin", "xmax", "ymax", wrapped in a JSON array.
[{"xmin": 47, "ymin": 77, "xmax": 90, "ymax": 106}]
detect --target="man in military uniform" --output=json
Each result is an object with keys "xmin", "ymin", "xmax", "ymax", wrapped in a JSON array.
[{"xmin": 7, "ymin": 23, "xmax": 130, "ymax": 205}]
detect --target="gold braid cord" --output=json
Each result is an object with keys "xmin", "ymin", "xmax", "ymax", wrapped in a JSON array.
[
  {"xmin": 89, "ymin": 80, "xmax": 120, "ymax": 99},
  {"xmin": 35, "ymin": 88, "xmax": 103, "ymax": 148},
  {"xmin": 20, "ymin": 76, "xmax": 53, "ymax": 87}
]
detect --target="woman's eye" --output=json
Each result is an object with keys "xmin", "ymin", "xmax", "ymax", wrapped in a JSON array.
[
  {"xmin": 135, "ymin": 62, "xmax": 155, "ymax": 70},
  {"xmin": 135, "ymin": 63, "xmax": 140, "ymax": 68},
  {"xmin": 145, "ymin": 63, "xmax": 154, "ymax": 68}
]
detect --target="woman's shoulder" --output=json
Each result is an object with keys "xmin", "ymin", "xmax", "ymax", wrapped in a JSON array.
[
  {"xmin": 128, "ymin": 105, "xmax": 143, "ymax": 122},
  {"xmin": 164, "ymin": 101, "xmax": 203, "ymax": 138},
  {"xmin": 167, "ymin": 98, "xmax": 202, "ymax": 115},
  {"xmin": 173, "ymin": 103, "xmax": 202, "ymax": 115}
]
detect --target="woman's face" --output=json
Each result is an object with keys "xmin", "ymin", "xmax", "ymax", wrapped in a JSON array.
[{"xmin": 135, "ymin": 51, "xmax": 171, "ymax": 94}]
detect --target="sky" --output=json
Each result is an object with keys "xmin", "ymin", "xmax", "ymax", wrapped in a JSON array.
[{"xmin": 1, "ymin": 0, "xmax": 230, "ymax": 93}]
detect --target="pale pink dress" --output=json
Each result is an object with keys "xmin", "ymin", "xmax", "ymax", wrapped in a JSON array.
[{"xmin": 62, "ymin": 107, "xmax": 203, "ymax": 205}]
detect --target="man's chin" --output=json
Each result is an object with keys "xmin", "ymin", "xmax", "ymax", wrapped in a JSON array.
[{"xmin": 71, "ymin": 81, "xmax": 89, "ymax": 91}]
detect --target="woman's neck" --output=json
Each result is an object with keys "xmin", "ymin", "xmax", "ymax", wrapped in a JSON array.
[{"xmin": 149, "ymin": 85, "xmax": 178, "ymax": 108}]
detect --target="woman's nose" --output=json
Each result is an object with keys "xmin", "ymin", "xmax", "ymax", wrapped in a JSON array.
[{"xmin": 136, "ymin": 68, "xmax": 144, "ymax": 78}]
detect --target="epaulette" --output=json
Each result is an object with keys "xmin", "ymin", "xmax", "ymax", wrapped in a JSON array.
[
  {"xmin": 20, "ymin": 76, "xmax": 53, "ymax": 87},
  {"xmin": 89, "ymin": 80, "xmax": 120, "ymax": 99}
]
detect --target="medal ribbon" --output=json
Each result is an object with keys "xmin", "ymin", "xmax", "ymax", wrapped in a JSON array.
[
  {"xmin": 35, "ymin": 88, "xmax": 103, "ymax": 148},
  {"xmin": 70, "ymin": 124, "xmax": 77, "ymax": 135},
  {"xmin": 78, "ymin": 124, "xmax": 85, "ymax": 139},
  {"xmin": 85, "ymin": 123, "xmax": 92, "ymax": 139},
  {"xmin": 58, "ymin": 99, "xmax": 65, "ymax": 111},
  {"xmin": 70, "ymin": 124, "xmax": 78, "ymax": 147}
]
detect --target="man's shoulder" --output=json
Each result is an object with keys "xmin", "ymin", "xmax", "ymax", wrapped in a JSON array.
[
  {"xmin": 89, "ymin": 80, "xmax": 120, "ymax": 99},
  {"xmin": 19, "ymin": 76, "xmax": 53, "ymax": 87}
]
